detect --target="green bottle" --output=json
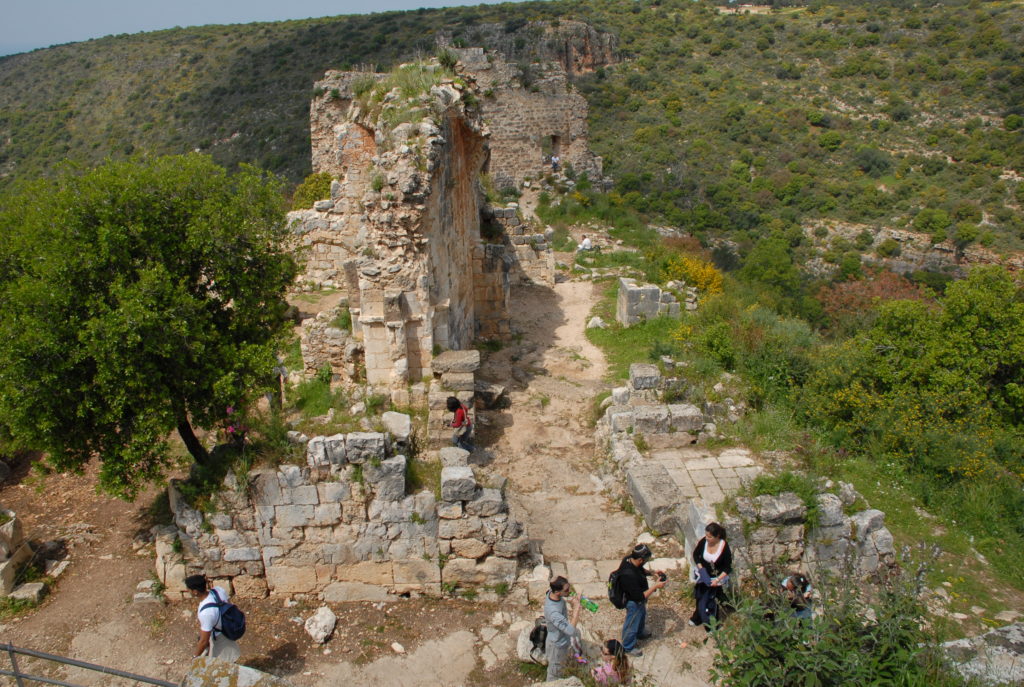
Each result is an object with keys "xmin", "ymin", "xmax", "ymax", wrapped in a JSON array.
[{"xmin": 581, "ymin": 596, "xmax": 599, "ymax": 613}]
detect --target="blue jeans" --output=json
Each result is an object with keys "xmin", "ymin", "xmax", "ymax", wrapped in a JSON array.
[{"xmin": 621, "ymin": 600, "xmax": 647, "ymax": 651}]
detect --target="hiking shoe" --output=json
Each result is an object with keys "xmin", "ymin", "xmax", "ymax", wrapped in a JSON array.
[
  {"xmin": 626, "ymin": 648, "xmax": 643, "ymax": 657},
  {"xmin": 638, "ymin": 631, "xmax": 653, "ymax": 640},
  {"xmin": 687, "ymin": 620, "xmax": 698, "ymax": 627}
]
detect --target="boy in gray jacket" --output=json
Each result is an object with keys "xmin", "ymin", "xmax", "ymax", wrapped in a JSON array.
[{"xmin": 543, "ymin": 576, "xmax": 582, "ymax": 681}]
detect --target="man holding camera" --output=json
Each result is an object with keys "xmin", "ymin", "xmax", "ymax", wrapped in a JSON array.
[{"xmin": 618, "ymin": 543, "xmax": 666, "ymax": 657}]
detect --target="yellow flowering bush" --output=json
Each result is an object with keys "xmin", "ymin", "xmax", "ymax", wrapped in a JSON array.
[{"xmin": 665, "ymin": 254, "xmax": 723, "ymax": 295}]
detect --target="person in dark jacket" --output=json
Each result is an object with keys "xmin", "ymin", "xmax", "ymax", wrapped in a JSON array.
[
  {"xmin": 617, "ymin": 543, "xmax": 666, "ymax": 657},
  {"xmin": 689, "ymin": 522, "xmax": 732, "ymax": 631}
]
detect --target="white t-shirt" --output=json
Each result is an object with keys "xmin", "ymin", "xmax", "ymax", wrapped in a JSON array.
[
  {"xmin": 578, "ymin": 237, "xmax": 592, "ymax": 251},
  {"xmin": 197, "ymin": 588, "xmax": 228, "ymax": 635},
  {"xmin": 703, "ymin": 542, "xmax": 723, "ymax": 565}
]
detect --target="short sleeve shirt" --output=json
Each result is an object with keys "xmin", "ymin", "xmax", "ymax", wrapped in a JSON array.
[{"xmin": 197, "ymin": 589, "xmax": 227, "ymax": 634}]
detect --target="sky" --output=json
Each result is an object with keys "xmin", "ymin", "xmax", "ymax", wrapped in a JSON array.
[{"xmin": 1, "ymin": 0, "xmax": 517, "ymax": 57}]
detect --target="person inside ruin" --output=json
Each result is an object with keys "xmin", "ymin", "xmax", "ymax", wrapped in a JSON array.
[
  {"xmin": 544, "ymin": 575, "xmax": 582, "ymax": 681},
  {"xmin": 186, "ymin": 574, "xmax": 240, "ymax": 663},
  {"xmin": 446, "ymin": 395, "xmax": 474, "ymax": 452},
  {"xmin": 577, "ymin": 234, "xmax": 593, "ymax": 252},
  {"xmin": 592, "ymin": 638, "xmax": 631, "ymax": 685},
  {"xmin": 782, "ymin": 572, "xmax": 813, "ymax": 621},
  {"xmin": 617, "ymin": 543, "xmax": 666, "ymax": 657},
  {"xmin": 688, "ymin": 522, "xmax": 732, "ymax": 632},
  {"xmin": 551, "ymin": 154, "xmax": 560, "ymax": 172}
]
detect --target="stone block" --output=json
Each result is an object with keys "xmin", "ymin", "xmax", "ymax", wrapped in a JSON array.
[
  {"xmin": 432, "ymin": 349, "xmax": 481, "ymax": 374},
  {"xmin": 439, "ymin": 447, "xmax": 470, "ymax": 467},
  {"xmin": 668, "ymin": 404, "xmax": 704, "ymax": 432},
  {"xmin": 566, "ymin": 559, "xmax": 598, "ymax": 584},
  {"xmin": 610, "ymin": 436, "xmax": 642, "ymax": 464},
  {"xmin": 324, "ymin": 434, "xmax": 347, "ymax": 465},
  {"xmin": 629, "ymin": 363, "xmax": 661, "ymax": 390},
  {"xmin": 465, "ymin": 488, "xmax": 506, "ymax": 516},
  {"xmin": 287, "ymin": 485, "xmax": 319, "ymax": 505},
  {"xmin": 317, "ymin": 481, "xmax": 351, "ymax": 503},
  {"xmin": 850, "ymin": 509, "xmax": 886, "ymax": 538},
  {"xmin": 183, "ymin": 658, "xmax": 292, "ymax": 687},
  {"xmin": 494, "ymin": 535, "xmax": 529, "ymax": 558},
  {"xmin": 312, "ymin": 503, "xmax": 342, "ymax": 525},
  {"xmin": 393, "ymin": 559, "xmax": 441, "ymax": 585},
  {"xmin": 753, "ymin": 493, "xmax": 806, "ymax": 525},
  {"xmin": 10, "ymin": 582, "xmax": 46, "ymax": 603},
  {"xmin": 441, "ymin": 466, "xmax": 477, "ymax": 501},
  {"xmin": 442, "ymin": 557, "xmax": 517, "ymax": 587},
  {"xmin": 0, "ymin": 513, "xmax": 25, "ymax": 556},
  {"xmin": 626, "ymin": 463, "xmax": 684, "ymax": 536},
  {"xmin": 251, "ymin": 471, "xmax": 282, "ymax": 507},
  {"xmin": 322, "ymin": 581, "xmax": 392, "ymax": 602},
  {"xmin": 381, "ymin": 412, "xmax": 413, "ymax": 442},
  {"xmin": 232, "ymin": 575, "xmax": 269, "ymax": 599},
  {"xmin": 346, "ymin": 432, "xmax": 389, "ymax": 464},
  {"xmin": 605, "ymin": 406, "xmax": 635, "ymax": 433},
  {"xmin": 276, "ymin": 505, "xmax": 314, "ymax": 528},
  {"xmin": 278, "ymin": 464, "xmax": 307, "ymax": 488},
  {"xmin": 438, "ymin": 501, "xmax": 463, "ymax": 519},
  {"xmin": 0, "ymin": 542, "xmax": 33, "ymax": 595},
  {"xmin": 632, "ymin": 406, "xmax": 670, "ymax": 434},
  {"xmin": 438, "ymin": 516, "xmax": 483, "ymax": 540},
  {"xmin": 306, "ymin": 436, "xmax": 328, "ymax": 467},
  {"xmin": 224, "ymin": 547, "xmax": 261, "ymax": 562},
  {"xmin": 440, "ymin": 372, "xmax": 476, "ymax": 391},
  {"xmin": 611, "ymin": 387, "xmax": 631, "ymax": 405},
  {"xmin": 451, "ymin": 538, "xmax": 492, "ymax": 559},
  {"xmin": 335, "ymin": 561, "xmax": 394, "ymax": 585},
  {"xmin": 816, "ymin": 493, "xmax": 845, "ymax": 528},
  {"xmin": 266, "ymin": 565, "xmax": 318, "ymax": 594},
  {"xmin": 474, "ymin": 380, "xmax": 507, "ymax": 409}
]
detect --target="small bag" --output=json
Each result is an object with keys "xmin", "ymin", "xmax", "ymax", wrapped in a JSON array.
[{"xmin": 528, "ymin": 616, "xmax": 548, "ymax": 663}]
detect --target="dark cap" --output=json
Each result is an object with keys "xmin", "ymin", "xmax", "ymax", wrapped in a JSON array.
[{"xmin": 631, "ymin": 544, "xmax": 652, "ymax": 561}]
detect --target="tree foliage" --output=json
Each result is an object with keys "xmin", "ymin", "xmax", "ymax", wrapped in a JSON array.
[{"xmin": 0, "ymin": 154, "xmax": 298, "ymax": 498}]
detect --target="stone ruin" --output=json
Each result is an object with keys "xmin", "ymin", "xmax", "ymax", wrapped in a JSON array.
[
  {"xmin": 155, "ymin": 414, "xmax": 528, "ymax": 601},
  {"xmin": 616, "ymin": 277, "xmax": 695, "ymax": 326},
  {"xmin": 0, "ymin": 508, "xmax": 38, "ymax": 600},
  {"xmin": 596, "ymin": 363, "xmax": 895, "ymax": 580},
  {"xmin": 450, "ymin": 45, "xmax": 605, "ymax": 190}
]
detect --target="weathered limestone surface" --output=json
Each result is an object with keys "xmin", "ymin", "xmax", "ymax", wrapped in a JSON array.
[
  {"xmin": 942, "ymin": 622, "xmax": 1024, "ymax": 686},
  {"xmin": 183, "ymin": 657, "xmax": 293, "ymax": 687},
  {"xmin": 0, "ymin": 508, "xmax": 34, "ymax": 597}
]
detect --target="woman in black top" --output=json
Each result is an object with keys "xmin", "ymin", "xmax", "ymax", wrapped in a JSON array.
[{"xmin": 689, "ymin": 522, "xmax": 732, "ymax": 631}]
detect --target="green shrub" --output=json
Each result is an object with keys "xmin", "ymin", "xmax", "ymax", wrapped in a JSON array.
[
  {"xmin": 291, "ymin": 171, "xmax": 333, "ymax": 210},
  {"xmin": 745, "ymin": 470, "xmax": 820, "ymax": 528}
]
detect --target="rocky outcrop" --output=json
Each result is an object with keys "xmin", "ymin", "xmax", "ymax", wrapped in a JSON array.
[
  {"xmin": 804, "ymin": 219, "xmax": 1024, "ymax": 279},
  {"xmin": 616, "ymin": 278, "xmax": 683, "ymax": 326},
  {"xmin": 942, "ymin": 622, "xmax": 1024, "ymax": 686}
]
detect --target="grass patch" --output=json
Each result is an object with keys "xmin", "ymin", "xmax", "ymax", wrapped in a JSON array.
[
  {"xmin": 585, "ymin": 283, "xmax": 681, "ymax": 381},
  {"xmin": 743, "ymin": 470, "xmax": 821, "ymax": 529},
  {"xmin": 281, "ymin": 337, "xmax": 303, "ymax": 373},
  {"xmin": 330, "ymin": 307, "xmax": 352, "ymax": 331},
  {"xmin": 0, "ymin": 597, "xmax": 37, "ymax": 620},
  {"xmin": 728, "ymin": 406, "xmax": 803, "ymax": 453},
  {"xmin": 292, "ymin": 377, "xmax": 335, "ymax": 418},
  {"xmin": 549, "ymin": 226, "xmax": 576, "ymax": 252},
  {"xmin": 589, "ymin": 390, "xmax": 611, "ymax": 427},
  {"xmin": 406, "ymin": 457, "xmax": 442, "ymax": 499}
]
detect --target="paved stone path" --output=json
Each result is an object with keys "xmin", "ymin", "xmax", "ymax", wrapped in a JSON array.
[{"xmin": 647, "ymin": 446, "xmax": 763, "ymax": 507}]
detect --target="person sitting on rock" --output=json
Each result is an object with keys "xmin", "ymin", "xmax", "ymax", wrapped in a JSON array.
[
  {"xmin": 577, "ymin": 235, "xmax": 593, "ymax": 252},
  {"xmin": 592, "ymin": 638, "xmax": 630, "ymax": 685},
  {"xmin": 782, "ymin": 573, "xmax": 813, "ymax": 621}
]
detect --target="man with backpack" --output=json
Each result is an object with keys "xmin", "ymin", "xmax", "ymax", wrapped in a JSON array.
[
  {"xmin": 614, "ymin": 544, "xmax": 666, "ymax": 657},
  {"xmin": 186, "ymin": 574, "xmax": 242, "ymax": 662},
  {"xmin": 544, "ymin": 575, "xmax": 581, "ymax": 681}
]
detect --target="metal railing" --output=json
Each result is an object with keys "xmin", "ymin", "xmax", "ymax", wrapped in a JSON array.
[{"xmin": 1, "ymin": 643, "xmax": 178, "ymax": 687}]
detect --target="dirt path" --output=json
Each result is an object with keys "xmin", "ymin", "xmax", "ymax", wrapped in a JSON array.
[{"xmin": 477, "ymin": 278, "xmax": 637, "ymax": 563}]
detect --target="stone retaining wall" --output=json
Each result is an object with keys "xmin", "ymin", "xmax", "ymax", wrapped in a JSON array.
[
  {"xmin": 616, "ymin": 278, "xmax": 697, "ymax": 326},
  {"xmin": 482, "ymin": 204, "xmax": 555, "ymax": 287},
  {"xmin": 596, "ymin": 363, "xmax": 894, "ymax": 580},
  {"xmin": 0, "ymin": 508, "xmax": 33, "ymax": 597},
  {"xmin": 157, "ymin": 418, "xmax": 526, "ymax": 600}
]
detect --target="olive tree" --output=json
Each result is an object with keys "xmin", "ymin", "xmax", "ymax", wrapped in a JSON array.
[{"xmin": 0, "ymin": 154, "xmax": 298, "ymax": 498}]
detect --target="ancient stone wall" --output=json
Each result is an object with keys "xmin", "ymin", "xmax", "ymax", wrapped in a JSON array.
[
  {"xmin": 157, "ymin": 421, "xmax": 527, "ymax": 600},
  {"xmin": 483, "ymin": 204, "xmax": 555, "ymax": 287},
  {"xmin": 299, "ymin": 303, "xmax": 362, "ymax": 379},
  {"xmin": 0, "ymin": 508, "xmax": 33, "ymax": 597},
  {"xmin": 595, "ymin": 364, "xmax": 893, "ymax": 580},
  {"xmin": 616, "ymin": 278, "xmax": 691, "ymax": 326},
  {"xmin": 455, "ymin": 47, "xmax": 604, "ymax": 190}
]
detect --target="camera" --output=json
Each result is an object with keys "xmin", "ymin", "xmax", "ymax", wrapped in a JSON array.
[{"xmin": 658, "ymin": 572, "xmax": 667, "ymax": 582}]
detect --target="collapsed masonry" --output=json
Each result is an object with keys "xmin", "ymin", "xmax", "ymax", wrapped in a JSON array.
[
  {"xmin": 596, "ymin": 364, "xmax": 895, "ymax": 580},
  {"xmin": 287, "ymin": 41, "xmax": 608, "ymax": 389},
  {"xmin": 155, "ymin": 415, "xmax": 528, "ymax": 600}
]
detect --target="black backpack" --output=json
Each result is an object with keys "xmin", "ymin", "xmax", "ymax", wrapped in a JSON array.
[
  {"xmin": 528, "ymin": 616, "xmax": 547, "ymax": 662},
  {"xmin": 608, "ymin": 565, "xmax": 628, "ymax": 610},
  {"xmin": 201, "ymin": 588, "xmax": 247, "ymax": 641}
]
